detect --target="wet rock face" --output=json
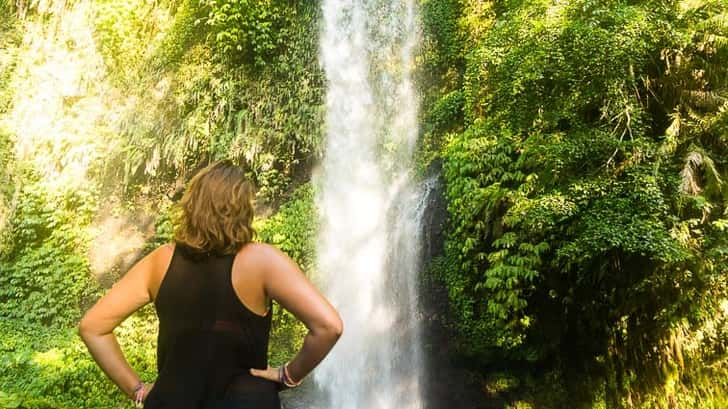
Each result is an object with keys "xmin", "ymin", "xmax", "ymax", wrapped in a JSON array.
[
  {"xmin": 417, "ymin": 162, "xmax": 493, "ymax": 409},
  {"xmin": 419, "ymin": 159, "xmax": 448, "ymax": 267}
]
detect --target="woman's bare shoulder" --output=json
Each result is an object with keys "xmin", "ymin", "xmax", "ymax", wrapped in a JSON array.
[
  {"xmin": 238, "ymin": 242, "xmax": 284, "ymax": 259},
  {"xmin": 158, "ymin": 242, "xmax": 175, "ymax": 253},
  {"xmin": 146, "ymin": 243, "xmax": 176, "ymax": 291},
  {"xmin": 237, "ymin": 242, "xmax": 293, "ymax": 270},
  {"xmin": 151, "ymin": 243, "xmax": 175, "ymax": 263}
]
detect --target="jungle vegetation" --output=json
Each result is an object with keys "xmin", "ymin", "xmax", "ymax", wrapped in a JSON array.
[{"xmin": 0, "ymin": 0, "xmax": 726, "ymax": 408}]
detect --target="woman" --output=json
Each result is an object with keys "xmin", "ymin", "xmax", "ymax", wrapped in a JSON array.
[{"xmin": 79, "ymin": 160, "xmax": 343, "ymax": 408}]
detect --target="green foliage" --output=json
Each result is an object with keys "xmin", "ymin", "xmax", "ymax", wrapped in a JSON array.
[
  {"xmin": 256, "ymin": 183, "xmax": 317, "ymax": 271},
  {"xmin": 0, "ymin": 315, "xmax": 156, "ymax": 409},
  {"xmin": 0, "ymin": 171, "xmax": 100, "ymax": 327},
  {"xmin": 0, "ymin": 0, "xmax": 724, "ymax": 407},
  {"xmin": 87, "ymin": 0, "xmax": 323, "ymax": 387},
  {"xmin": 143, "ymin": 202, "xmax": 176, "ymax": 252},
  {"xmin": 417, "ymin": 0, "xmax": 468, "ymax": 170},
  {"xmin": 420, "ymin": 0, "xmax": 465, "ymax": 72},
  {"xmin": 0, "ymin": 0, "xmax": 14, "ymax": 17},
  {"xmin": 102, "ymin": 1, "xmax": 324, "ymax": 204},
  {"xmin": 203, "ymin": 0, "xmax": 295, "ymax": 68},
  {"xmin": 0, "ymin": 179, "xmax": 315, "ymax": 406},
  {"xmin": 265, "ymin": 303, "xmax": 308, "ymax": 368},
  {"xmin": 155, "ymin": 0, "xmax": 210, "ymax": 68},
  {"xmin": 0, "ymin": 129, "xmax": 15, "ymax": 241},
  {"xmin": 94, "ymin": 0, "xmax": 160, "ymax": 81},
  {"xmin": 465, "ymin": 1, "xmax": 666, "ymax": 129},
  {"xmin": 0, "ymin": 3, "xmax": 19, "ymax": 115},
  {"xmin": 0, "ymin": 130, "xmax": 13, "ymax": 198},
  {"xmin": 425, "ymin": 0, "xmax": 728, "ymax": 405},
  {"xmin": 256, "ymin": 184, "xmax": 317, "ymax": 365}
]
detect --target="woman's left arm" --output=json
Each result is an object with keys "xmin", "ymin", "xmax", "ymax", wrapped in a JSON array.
[{"xmin": 78, "ymin": 245, "xmax": 169, "ymax": 398}]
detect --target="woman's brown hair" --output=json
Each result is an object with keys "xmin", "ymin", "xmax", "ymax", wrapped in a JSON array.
[{"xmin": 174, "ymin": 160, "xmax": 255, "ymax": 255}]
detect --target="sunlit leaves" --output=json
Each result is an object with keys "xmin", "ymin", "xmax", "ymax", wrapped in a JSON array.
[
  {"xmin": 104, "ymin": 2, "xmax": 324, "ymax": 204},
  {"xmin": 0, "ymin": 317, "xmax": 155, "ymax": 408},
  {"xmin": 431, "ymin": 1, "xmax": 728, "ymax": 400},
  {"xmin": 203, "ymin": 0, "xmax": 293, "ymax": 68},
  {"xmin": 0, "ymin": 174, "xmax": 100, "ymax": 327}
]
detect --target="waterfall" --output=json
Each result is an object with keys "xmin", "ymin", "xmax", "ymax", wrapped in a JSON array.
[{"xmin": 314, "ymin": 0, "xmax": 425, "ymax": 408}]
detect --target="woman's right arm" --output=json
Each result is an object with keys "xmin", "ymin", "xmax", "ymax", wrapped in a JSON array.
[{"xmin": 250, "ymin": 243, "xmax": 343, "ymax": 383}]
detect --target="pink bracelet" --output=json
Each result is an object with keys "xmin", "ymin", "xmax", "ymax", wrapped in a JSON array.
[{"xmin": 282, "ymin": 363, "xmax": 303, "ymax": 388}]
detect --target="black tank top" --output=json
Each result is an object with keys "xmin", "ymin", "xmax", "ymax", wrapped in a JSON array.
[{"xmin": 144, "ymin": 244, "xmax": 280, "ymax": 409}]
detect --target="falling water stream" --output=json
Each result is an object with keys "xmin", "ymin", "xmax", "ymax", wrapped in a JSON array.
[{"xmin": 312, "ymin": 0, "xmax": 426, "ymax": 408}]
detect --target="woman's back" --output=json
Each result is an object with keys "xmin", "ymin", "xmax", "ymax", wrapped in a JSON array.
[
  {"xmin": 144, "ymin": 244, "xmax": 279, "ymax": 409},
  {"xmin": 79, "ymin": 161, "xmax": 341, "ymax": 408}
]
